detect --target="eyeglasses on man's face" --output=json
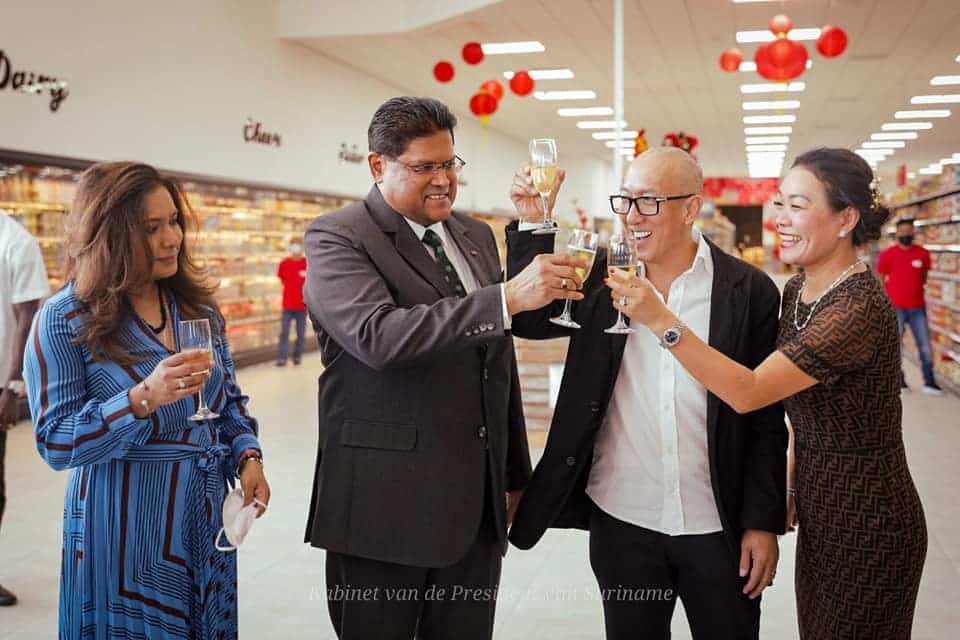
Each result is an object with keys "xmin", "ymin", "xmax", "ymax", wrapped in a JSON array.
[
  {"xmin": 609, "ymin": 193, "xmax": 696, "ymax": 216},
  {"xmin": 392, "ymin": 155, "xmax": 466, "ymax": 177}
]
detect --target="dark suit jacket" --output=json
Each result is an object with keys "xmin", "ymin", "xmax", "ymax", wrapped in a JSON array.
[
  {"xmin": 302, "ymin": 186, "xmax": 532, "ymax": 568},
  {"xmin": 505, "ymin": 223, "xmax": 787, "ymax": 560}
]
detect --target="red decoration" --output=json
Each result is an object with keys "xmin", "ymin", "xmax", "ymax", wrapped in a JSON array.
[
  {"xmin": 469, "ymin": 92, "xmax": 497, "ymax": 117},
  {"xmin": 755, "ymin": 39, "xmax": 808, "ymax": 81},
  {"xmin": 662, "ymin": 131, "xmax": 699, "ymax": 157},
  {"xmin": 897, "ymin": 165, "xmax": 907, "ymax": 188},
  {"xmin": 719, "ymin": 48, "xmax": 743, "ymax": 72},
  {"xmin": 433, "ymin": 61, "xmax": 454, "ymax": 83},
  {"xmin": 816, "ymin": 25, "xmax": 848, "ymax": 58},
  {"xmin": 509, "ymin": 70, "xmax": 535, "ymax": 96},
  {"xmin": 769, "ymin": 14, "xmax": 793, "ymax": 37},
  {"xmin": 462, "ymin": 42, "xmax": 484, "ymax": 65},
  {"xmin": 480, "ymin": 79, "xmax": 504, "ymax": 101}
]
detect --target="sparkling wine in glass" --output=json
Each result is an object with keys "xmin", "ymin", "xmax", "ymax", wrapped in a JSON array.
[
  {"xmin": 529, "ymin": 138, "xmax": 559, "ymax": 236},
  {"xmin": 179, "ymin": 318, "xmax": 220, "ymax": 420},
  {"xmin": 604, "ymin": 235, "xmax": 637, "ymax": 335},
  {"xmin": 550, "ymin": 229, "xmax": 597, "ymax": 329}
]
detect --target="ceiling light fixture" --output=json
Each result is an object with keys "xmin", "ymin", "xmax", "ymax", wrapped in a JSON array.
[
  {"xmin": 870, "ymin": 132, "xmax": 919, "ymax": 141},
  {"xmin": 740, "ymin": 82, "xmax": 805, "ymax": 94},
  {"xmin": 592, "ymin": 131, "xmax": 639, "ymax": 140},
  {"xmin": 894, "ymin": 109, "xmax": 951, "ymax": 119},
  {"xmin": 743, "ymin": 114, "xmax": 797, "ymax": 124},
  {"xmin": 910, "ymin": 94, "xmax": 960, "ymax": 104},
  {"xmin": 736, "ymin": 28, "xmax": 822, "ymax": 43},
  {"xmin": 881, "ymin": 122, "xmax": 933, "ymax": 131},
  {"xmin": 930, "ymin": 75, "xmax": 960, "ymax": 86},
  {"xmin": 745, "ymin": 136, "xmax": 790, "ymax": 144},
  {"xmin": 503, "ymin": 68, "xmax": 574, "ymax": 80},
  {"xmin": 534, "ymin": 90, "xmax": 596, "ymax": 101},
  {"xmin": 605, "ymin": 140, "xmax": 636, "ymax": 149},
  {"xmin": 558, "ymin": 107, "xmax": 614, "ymax": 117},
  {"xmin": 739, "ymin": 60, "xmax": 811, "ymax": 72},
  {"xmin": 481, "ymin": 41, "xmax": 545, "ymax": 55},
  {"xmin": 861, "ymin": 141, "xmax": 905, "ymax": 149},
  {"xmin": 576, "ymin": 120, "xmax": 628, "ymax": 129},
  {"xmin": 746, "ymin": 144, "xmax": 788, "ymax": 152},
  {"xmin": 744, "ymin": 126, "xmax": 793, "ymax": 135},
  {"xmin": 742, "ymin": 100, "xmax": 800, "ymax": 110}
]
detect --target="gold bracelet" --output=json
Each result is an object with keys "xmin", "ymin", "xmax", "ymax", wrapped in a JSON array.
[{"xmin": 236, "ymin": 454, "xmax": 263, "ymax": 478}]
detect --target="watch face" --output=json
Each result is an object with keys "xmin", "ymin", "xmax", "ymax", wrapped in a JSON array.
[{"xmin": 664, "ymin": 328, "xmax": 681, "ymax": 345}]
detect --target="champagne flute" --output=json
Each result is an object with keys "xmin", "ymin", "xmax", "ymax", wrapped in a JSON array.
[
  {"xmin": 529, "ymin": 138, "xmax": 559, "ymax": 235},
  {"xmin": 604, "ymin": 235, "xmax": 637, "ymax": 335},
  {"xmin": 179, "ymin": 318, "xmax": 220, "ymax": 420},
  {"xmin": 550, "ymin": 228, "xmax": 598, "ymax": 329}
]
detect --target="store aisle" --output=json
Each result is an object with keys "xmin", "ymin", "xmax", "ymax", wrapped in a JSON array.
[{"xmin": 1, "ymin": 354, "xmax": 958, "ymax": 639}]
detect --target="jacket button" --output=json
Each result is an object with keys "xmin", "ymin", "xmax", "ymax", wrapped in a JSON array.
[
  {"xmin": 477, "ymin": 426, "xmax": 488, "ymax": 439},
  {"xmin": 565, "ymin": 456, "xmax": 576, "ymax": 467},
  {"xmin": 589, "ymin": 401, "xmax": 600, "ymax": 413},
  {"xmin": 483, "ymin": 367, "xmax": 489, "ymax": 380}
]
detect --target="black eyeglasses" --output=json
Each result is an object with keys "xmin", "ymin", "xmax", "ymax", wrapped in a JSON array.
[
  {"xmin": 609, "ymin": 193, "xmax": 696, "ymax": 216},
  {"xmin": 392, "ymin": 155, "xmax": 466, "ymax": 177}
]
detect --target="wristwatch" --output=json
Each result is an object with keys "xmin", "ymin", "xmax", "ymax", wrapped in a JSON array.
[
  {"xmin": 659, "ymin": 322, "xmax": 686, "ymax": 349},
  {"xmin": 6, "ymin": 380, "xmax": 26, "ymax": 397}
]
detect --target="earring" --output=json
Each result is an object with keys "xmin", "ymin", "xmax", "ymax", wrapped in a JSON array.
[{"xmin": 838, "ymin": 230, "xmax": 848, "ymax": 238}]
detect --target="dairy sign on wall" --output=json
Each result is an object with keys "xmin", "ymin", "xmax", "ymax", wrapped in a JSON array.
[{"xmin": 0, "ymin": 49, "xmax": 69, "ymax": 112}]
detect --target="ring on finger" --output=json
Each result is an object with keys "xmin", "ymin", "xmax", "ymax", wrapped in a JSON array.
[
  {"xmin": 560, "ymin": 278, "xmax": 568, "ymax": 290},
  {"xmin": 177, "ymin": 378, "xmax": 186, "ymax": 390},
  {"xmin": 619, "ymin": 295, "xmax": 628, "ymax": 307}
]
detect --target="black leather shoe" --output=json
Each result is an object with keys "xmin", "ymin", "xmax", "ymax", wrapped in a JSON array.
[{"xmin": 0, "ymin": 584, "xmax": 17, "ymax": 606}]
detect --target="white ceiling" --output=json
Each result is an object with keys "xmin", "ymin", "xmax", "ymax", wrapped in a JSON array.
[{"xmin": 291, "ymin": 0, "xmax": 960, "ymax": 186}]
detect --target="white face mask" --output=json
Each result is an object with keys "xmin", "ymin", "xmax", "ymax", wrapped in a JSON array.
[
  {"xmin": 215, "ymin": 487, "xmax": 265, "ymax": 552},
  {"xmin": 289, "ymin": 243, "xmax": 303, "ymax": 255}
]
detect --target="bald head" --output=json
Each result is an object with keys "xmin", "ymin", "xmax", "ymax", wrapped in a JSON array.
[{"xmin": 626, "ymin": 146, "xmax": 703, "ymax": 195}]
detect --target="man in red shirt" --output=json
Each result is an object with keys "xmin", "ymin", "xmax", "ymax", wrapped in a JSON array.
[
  {"xmin": 876, "ymin": 218, "xmax": 944, "ymax": 395},
  {"xmin": 276, "ymin": 238, "xmax": 308, "ymax": 366}
]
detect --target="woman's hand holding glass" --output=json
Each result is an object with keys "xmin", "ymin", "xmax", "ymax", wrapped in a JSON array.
[
  {"xmin": 605, "ymin": 267, "xmax": 676, "ymax": 334},
  {"xmin": 130, "ymin": 350, "xmax": 212, "ymax": 417},
  {"xmin": 510, "ymin": 163, "xmax": 566, "ymax": 225}
]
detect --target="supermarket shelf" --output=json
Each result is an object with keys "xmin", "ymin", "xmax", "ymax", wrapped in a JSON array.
[
  {"xmin": 926, "ymin": 244, "xmax": 960, "ymax": 253},
  {"xmin": 932, "ymin": 299, "xmax": 960, "ymax": 314},
  {"xmin": 890, "ymin": 187, "xmax": 960, "ymax": 211},
  {"xmin": 929, "ymin": 322, "xmax": 960, "ymax": 344},
  {"xmin": 930, "ymin": 271, "xmax": 960, "ymax": 282},
  {"xmin": 227, "ymin": 315, "xmax": 278, "ymax": 328},
  {"xmin": 0, "ymin": 200, "xmax": 66, "ymax": 212},
  {"xmin": 902, "ymin": 349, "xmax": 960, "ymax": 397}
]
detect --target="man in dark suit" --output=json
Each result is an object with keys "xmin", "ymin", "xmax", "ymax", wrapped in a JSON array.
[
  {"xmin": 302, "ymin": 96, "xmax": 586, "ymax": 639},
  {"xmin": 506, "ymin": 147, "xmax": 787, "ymax": 640}
]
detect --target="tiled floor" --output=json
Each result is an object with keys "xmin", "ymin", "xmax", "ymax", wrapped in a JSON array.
[{"xmin": 2, "ymin": 353, "xmax": 958, "ymax": 638}]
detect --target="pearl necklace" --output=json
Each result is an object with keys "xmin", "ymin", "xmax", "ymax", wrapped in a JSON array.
[{"xmin": 794, "ymin": 261, "xmax": 863, "ymax": 331}]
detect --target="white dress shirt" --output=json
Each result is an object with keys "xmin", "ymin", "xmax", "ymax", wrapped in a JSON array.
[
  {"xmin": 586, "ymin": 227, "xmax": 722, "ymax": 535},
  {"xmin": 402, "ymin": 218, "xmax": 511, "ymax": 329}
]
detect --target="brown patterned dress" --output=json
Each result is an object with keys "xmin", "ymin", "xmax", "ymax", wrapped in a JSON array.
[{"xmin": 778, "ymin": 270, "xmax": 927, "ymax": 640}]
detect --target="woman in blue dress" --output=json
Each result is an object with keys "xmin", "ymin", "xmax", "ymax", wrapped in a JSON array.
[{"xmin": 23, "ymin": 161, "xmax": 270, "ymax": 639}]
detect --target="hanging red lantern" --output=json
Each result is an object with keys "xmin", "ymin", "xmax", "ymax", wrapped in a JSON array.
[
  {"xmin": 480, "ymin": 79, "xmax": 504, "ymax": 101},
  {"xmin": 769, "ymin": 14, "xmax": 793, "ymax": 37},
  {"xmin": 433, "ymin": 61, "xmax": 455, "ymax": 83},
  {"xmin": 509, "ymin": 70, "xmax": 534, "ymax": 96},
  {"xmin": 719, "ymin": 48, "xmax": 743, "ymax": 72},
  {"xmin": 755, "ymin": 40, "xmax": 808, "ymax": 81},
  {"xmin": 462, "ymin": 42, "xmax": 484, "ymax": 65},
  {"xmin": 768, "ymin": 38, "xmax": 805, "ymax": 68},
  {"xmin": 469, "ymin": 92, "xmax": 496, "ymax": 117},
  {"xmin": 816, "ymin": 25, "xmax": 848, "ymax": 58}
]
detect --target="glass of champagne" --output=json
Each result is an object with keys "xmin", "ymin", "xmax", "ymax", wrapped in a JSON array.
[
  {"xmin": 529, "ymin": 138, "xmax": 559, "ymax": 236},
  {"xmin": 179, "ymin": 318, "xmax": 220, "ymax": 421},
  {"xmin": 604, "ymin": 235, "xmax": 637, "ymax": 335},
  {"xmin": 550, "ymin": 228, "xmax": 597, "ymax": 329}
]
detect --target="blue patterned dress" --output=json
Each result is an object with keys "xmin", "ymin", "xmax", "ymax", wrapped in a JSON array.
[{"xmin": 23, "ymin": 283, "xmax": 261, "ymax": 640}]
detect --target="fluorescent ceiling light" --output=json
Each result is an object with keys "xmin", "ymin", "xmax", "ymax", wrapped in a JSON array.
[
  {"xmin": 856, "ymin": 150, "xmax": 893, "ymax": 158},
  {"xmin": 943, "ymin": 158, "xmax": 960, "ymax": 165},
  {"xmin": 919, "ymin": 167, "xmax": 942, "ymax": 175},
  {"xmin": 907, "ymin": 171, "xmax": 917, "ymax": 179},
  {"xmin": 931, "ymin": 75, "xmax": 960, "ymax": 86},
  {"xmin": 737, "ymin": 28, "xmax": 822, "ymax": 43},
  {"xmin": 742, "ymin": 100, "xmax": 800, "ymax": 110},
  {"xmin": 743, "ymin": 114, "xmax": 797, "ymax": 124},
  {"xmin": 894, "ymin": 109, "xmax": 951, "ymax": 118},
  {"xmin": 871, "ymin": 132, "xmax": 919, "ymax": 141},
  {"xmin": 605, "ymin": 140, "xmax": 636, "ymax": 149},
  {"xmin": 748, "ymin": 153, "xmax": 786, "ymax": 160},
  {"xmin": 618, "ymin": 149, "xmax": 636, "ymax": 156},
  {"xmin": 746, "ymin": 144, "xmax": 787, "ymax": 152},
  {"xmin": 503, "ymin": 69, "xmax": 574, "ymax": 80},
  {"xmin": 592, "ymin": 131, "xmax": 639, "ymax": 140},
  {"xmin": 576, "ymin": 120, "xmax": 627, "ymax": 129},
  {"xmin": 558, "ymin": 107, "xmax": 613, "ymax": 117},
  {"xmin": 881, "ymin": 122, "xmax": 933, "ymax": 131},
  {"xmin": 740, "ymin": 82, "xmax": 805, "ymax": 94},
  {"xmin": 534, "ymin": 90, "xmax": 596, "ymax": 101},
  {"xmin": 744, "ymin": 126, "xmax": 792, "ymax": 134},
  {"xmin": 750, "ymin": 169, "xmax": 782, "ymax": 178},
  {"xmin": 746, "ymin": 136, "xmax": 790, "ymax": 144},
  {"xmin": 862, "ymin": 141, "xmax": 905, "ymax": 148},
  {"xmin": 910, "ymin": 94, "xmax": 960, "ymax": 104},
  {"xmin": 481, "ymin": 41, "xmax": 545, "ymax": 55},
  {"xmin": 739, "ymin": 60, "xmax": 811, "ymax": 72}
]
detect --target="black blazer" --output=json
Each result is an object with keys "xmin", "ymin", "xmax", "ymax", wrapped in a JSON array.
[
  {"xmin": 302, "ymin": 187, "xmax": 532, "ymax": 568},
  {"xmin": 505, "ymin": 223, "xmax": 787, "ymax": 560}
]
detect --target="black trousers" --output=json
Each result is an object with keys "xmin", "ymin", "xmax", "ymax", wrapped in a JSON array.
[
  {"xmin": 589, "ymin": 502, "xmax": 760, "ymax": 640},
  {"xmin": 0, "ymin": 428, "xmax": 6, "ymax": 530},
  {"xmin": 325, "ymin": 492, "xmax": 502, "ymax": 639}
]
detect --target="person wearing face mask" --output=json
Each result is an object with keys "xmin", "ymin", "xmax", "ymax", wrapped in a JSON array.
[
  {"xmin": 613, "ymin": 147, "xmax": 927, "ymax": 639},
  {"xmin": 23, "ymin": 162, "xmax": 270, "ymax": 639},
  {"xmin": 276, "ymin": 237, "xmax": 308, "ymax": 366},
  {"xmin": 506, "ymin": 146, "xmax": 786, "ymax": 640},
  {"xmin": 877, "ymin": 218, "xmax": 944, "ymax": 395}
]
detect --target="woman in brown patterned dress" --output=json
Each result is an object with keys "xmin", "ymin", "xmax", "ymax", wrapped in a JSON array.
[{"xmin": 610, "ymin": 147, "xmax": 927, "ymax": 639}]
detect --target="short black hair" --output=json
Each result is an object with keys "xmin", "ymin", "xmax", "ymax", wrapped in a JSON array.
[
  {"xmin": 790, "ymin": 147, "xmax": 892, "ymax": 247},
  {"xmin": 896, "ymin": 217, "xmax": 915, "ymax": 228},
  {"xmin": 368, "ymin": 97, "xmax": 457, "ymax": 158}
]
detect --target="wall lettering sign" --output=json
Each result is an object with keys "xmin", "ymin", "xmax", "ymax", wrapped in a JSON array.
[
  {"xmin": 0, "ymin": 50, "xmax": 69, "ymax": 112},
  {"xmin": 244, "ymin": 118, "xmax": 282, "ymax": 146},
  {"xmin": 338, "ymin": 142, "xmax": 364, "ymax": 164}
]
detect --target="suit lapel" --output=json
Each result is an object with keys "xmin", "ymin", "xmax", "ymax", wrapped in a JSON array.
[
  {"xmin": 365, "ymin": 186, "xmax": 455, "ymax": 298},
  {"xmin": 445, "ymin": 214, "xmax": 494, "ymax": 287}
]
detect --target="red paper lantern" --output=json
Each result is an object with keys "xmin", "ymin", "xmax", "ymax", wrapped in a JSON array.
[
  {"xmin": 816, "ymin": 25, "xmax": 848, "ymax": 58},
  {"xmin": 509, "ymin": 70, "xmax": 534, "ymax": 96},
  {"xmin": 769, "ymin": 14, "xmax": 793, "ymax": 37},
  {"xmin": 480, "ymin": 79, "xmax": 504, "ymax": 101},
  {"xmin": 469, "ymin": 92, "xmax": 497, "ymax": 116},
  {"xmin": 462, "ymin": 42, "xmax": 484, "ymax": 65},
  {"xmin": 719, "ymin": 48, "xmax": 743, "ymax": 72},
  {"xmin": 433, "ymin": 61, "xmax": 454, "ymax": 83},
  {"xmin": 755, "ymin": 40, "xmax": 808, "ymax": 81}
]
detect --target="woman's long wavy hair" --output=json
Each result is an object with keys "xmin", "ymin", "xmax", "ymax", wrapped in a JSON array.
[{"xmin": 65, "ymin": 161, "xmax": 219, "ymax": 363}]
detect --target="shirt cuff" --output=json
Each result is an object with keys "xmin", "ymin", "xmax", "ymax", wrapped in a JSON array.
[
  {"xmin": 230, "ymin": 434, "xmax": 262, "ymax": 467},
  {"xmin": 517, "ymin": 221, "xmax": 543, "ymax": 232},
  {"xmin": 500, "ymin": 283, "xmax": 512, "ymax": 331},
  {"xmin": 102, "ymin": 389, "xmax": 152, "ymax": 445}
]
